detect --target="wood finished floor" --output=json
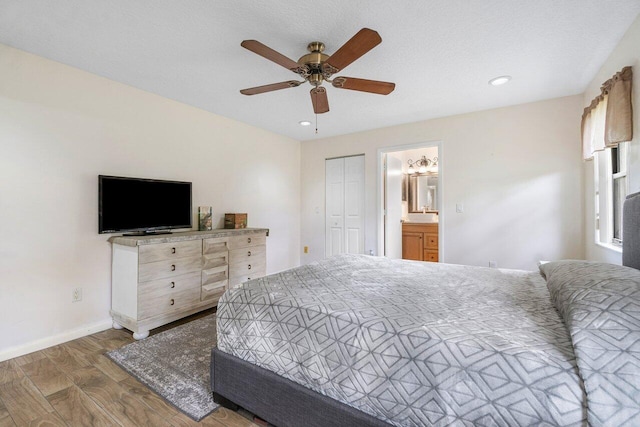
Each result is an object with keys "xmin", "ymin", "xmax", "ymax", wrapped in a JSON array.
[{"xmin": 0, "ymin": 310, "xmax": 259, "ymax": 427}]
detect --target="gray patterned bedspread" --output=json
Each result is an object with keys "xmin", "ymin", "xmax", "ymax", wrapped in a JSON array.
[
  {"xmin": 217, "ymin": 254, "xmax": 593, "ymax": 426},
  {"xmin": 540, "ymin": 260, "xmax": 640, "ymax": 426}
]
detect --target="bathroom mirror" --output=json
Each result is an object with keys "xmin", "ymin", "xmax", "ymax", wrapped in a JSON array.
[{"xmin": 408, "ymin": 174, "xmax": 438, "ymax": 213}]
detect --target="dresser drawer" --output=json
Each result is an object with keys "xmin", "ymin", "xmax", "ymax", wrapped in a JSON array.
[
  {"xmin": 202, "ymin": 264, "xmax": 228, "ymax": 287},
  {"xmin": 230, "ymin": 260, "xmax": 266, "ymax": 279},
  {"xmin": 229, "ymin": 274, "xmax": 262, "ymax": 288},
  {"xmin": 138, "ymin": 285, "xmax": 200, "ymax": 320},
  {"xmin": 201, "ymin": 280, "xmax": 227, "ymax": 302},
  {"xmin": 138, "ymin": 256, "xmax": 202, "ymax": 282},
  {"xmin": 229, "ymin": 245, "xmax": 265, "ymax": 264},
  {"xmin": 202, "ymin": 252, "xmax": 228, "ymax": 270},
  {"xmin": 138, "ymin": 271, "xmax": 201, "ymax": 298},
  {"xmin": 139, "ymin": 240, "xmax": 201, "ymax": 264},
  {"xmin": 203, "ymin": 237, "xmax": 228, "ymax": 255},
  {"xmin": 228, "ymin": 233, "xmax": 266, "ymax": 250}
]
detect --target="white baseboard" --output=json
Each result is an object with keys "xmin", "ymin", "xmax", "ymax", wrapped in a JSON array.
[{"xmin": 0, "ymin": 318, "xmax": 114, "ymax": 362}]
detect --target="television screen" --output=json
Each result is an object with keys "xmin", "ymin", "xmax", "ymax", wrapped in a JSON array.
[{"xmin": 99, "ymin": 175, "xmax": 192, "ymax": 234}]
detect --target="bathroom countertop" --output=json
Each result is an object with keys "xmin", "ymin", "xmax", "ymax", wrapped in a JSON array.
[{"xmin": 403, "ymin": 213, "xmax": 439, "ymax": 223}]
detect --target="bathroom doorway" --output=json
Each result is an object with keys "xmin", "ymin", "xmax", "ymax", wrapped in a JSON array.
[{"xmin": 378, "ymin": 142, "xmax": 442, "ymax": 261}]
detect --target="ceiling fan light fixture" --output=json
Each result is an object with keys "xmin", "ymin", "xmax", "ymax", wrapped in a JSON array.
[
  {"xmin": 489, "ymin": 75, "xmax": 512, "ymax": 86},
  {"xmin": 299, "ymin": 120, "xmax": 311, "ymax": 126}
]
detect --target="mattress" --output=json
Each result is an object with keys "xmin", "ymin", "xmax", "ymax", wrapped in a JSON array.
[{"xmin": 217, "ymin": 254, "xmax": 592, "ymax": 426}]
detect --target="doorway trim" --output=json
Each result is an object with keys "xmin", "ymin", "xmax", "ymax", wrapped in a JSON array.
[{"xmin": 377, "ymin": 140, "xmax": 444, "ymax": 260}]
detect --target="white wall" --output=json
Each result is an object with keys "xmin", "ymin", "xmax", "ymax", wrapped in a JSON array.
[
  {"xmin": 583, "ymin": 14, "xmax": 640, "ymax": 264},
  {"xmin": 301, "ymin": 95, "xmax": 584, "ymax": 270},
  {"xmin": 0, "ymin": 44, "xmax": 300, "ymax": 360}
]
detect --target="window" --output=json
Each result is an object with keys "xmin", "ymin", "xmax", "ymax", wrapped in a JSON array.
[
  {"xmin": 595, "ymin": 142, "xmax": 627, "ymax": 248},
  {"xmin": 582, "ymin": 67, "xmax": 633, "ymax": 252}
]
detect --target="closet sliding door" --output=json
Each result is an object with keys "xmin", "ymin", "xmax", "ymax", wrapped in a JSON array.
[{"xmin": 325, "ymin": 155, "xmax": 365, "ymax": 257}]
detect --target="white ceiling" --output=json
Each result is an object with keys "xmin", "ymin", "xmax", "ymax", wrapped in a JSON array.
[{"xmin": 1, "ymin": 1, "xmax": 639, "ymax": 141}]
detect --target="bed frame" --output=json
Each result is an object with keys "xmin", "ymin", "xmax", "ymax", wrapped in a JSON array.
[
  {"xmin": 211, "ymin": 348, "xmax": 391, "ymax": 427},
  {"xmin": 623, "ymin": 191, "xmax": 640, "ymax": 269},
  {"xmin": 212, "ymin": 192, "xmax": 640, "ymax": 427}
]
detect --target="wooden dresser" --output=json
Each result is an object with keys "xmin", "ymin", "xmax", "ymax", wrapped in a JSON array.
[
  {"xmin": 109, "ymin": 228, "xmax": 268, "ymax": 339},
  {"xmin": 402, "ymin": 223, "xmax": 438, "ymax": 262}
]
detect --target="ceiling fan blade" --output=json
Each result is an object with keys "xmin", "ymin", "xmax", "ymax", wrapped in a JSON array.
[
  {"xmin": 310, "ymin": 87, "xmax": 329, "ymax": 114},
  {"xmin": 324, "ymin": 28, "xmax": 382, "ymax": 73},
  {"xmin": 240, "ymin": 80, "xmax": 302, "ymax": 95},
  {"xmin": 241, "ymin": 40, "xmax": 300, "ymax": 71},
  {"xmin": 332, "ymin": 77, "xmax": 395, "ymax": 95}
]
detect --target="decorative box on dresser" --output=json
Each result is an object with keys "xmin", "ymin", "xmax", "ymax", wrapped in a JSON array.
[
  {"xmin": 109, "ymin": 228, "xmax": 268, "ymax": 339},
  {"xmin": 402, "ymin": 223, "xmax": 439, "ymax": 262}
]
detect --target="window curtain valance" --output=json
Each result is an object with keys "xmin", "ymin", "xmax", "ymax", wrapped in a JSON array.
[{"xmin": 581, "ymin": 66, "xmax": 633, "ymax": 160}]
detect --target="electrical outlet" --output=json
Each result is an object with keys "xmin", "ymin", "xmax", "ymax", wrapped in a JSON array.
[
  {"xmin": 304, "ymin": 246, "xmax": 309, "ymax": 254},
  {"xmin": 72, "ymin": 287, "xmax": 82, "ymax": 302}
]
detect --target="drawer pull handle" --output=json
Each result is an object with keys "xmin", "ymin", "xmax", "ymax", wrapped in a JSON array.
[
  {"xmin": 248, "ymin": 237, "xmax": 252, "ymax": 243},
  {"xmin": 248, "ymin": 264, "xmax": 252, "ymax": 270},
  {"xmin": 248, "ymin": 250, "xmax": 251, "ymax": 256},
  {"xmin": 170, "ymin": 282, "xmax": 175, "ymax": 289},
  {"xmin": 170, "ymin": 299, "xmax": 175, "ymax": 306},
  {"xmin": 171, "ymin": 264, "xmax": 176, "ymax": 271},
  {"xmin": 171, "ymin": 247, "xmax": 176, "ymax": 254}
]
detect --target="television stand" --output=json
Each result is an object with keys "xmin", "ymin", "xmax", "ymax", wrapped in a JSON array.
[{"xmin": 108, "ymin": 228, "xmax": 269, "ymax": 339}]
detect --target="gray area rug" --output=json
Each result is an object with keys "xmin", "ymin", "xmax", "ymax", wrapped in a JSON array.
[{"xmin": 106, "ymin": 314, "xmax": 218, "ymax": 421}]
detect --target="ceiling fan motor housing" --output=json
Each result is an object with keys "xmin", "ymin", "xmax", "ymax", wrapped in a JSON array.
[{"xmin": 298, "ymin": 42, "xmax": 329, "ymax": 86}]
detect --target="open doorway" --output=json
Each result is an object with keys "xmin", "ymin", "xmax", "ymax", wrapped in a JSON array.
[{"xmin": 378, "ymin": 142, "xmax": 442, "ymax": 261}]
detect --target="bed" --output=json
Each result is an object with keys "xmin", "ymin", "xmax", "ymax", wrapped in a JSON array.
[{"xmin": 211, "ymin": 192, "xmax": 640, "ymax": 426}]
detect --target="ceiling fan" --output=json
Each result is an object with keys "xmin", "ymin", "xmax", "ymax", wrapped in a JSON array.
[{"xmin": 239, "ymin": 28, "xmax": 395, "ymax": 115}]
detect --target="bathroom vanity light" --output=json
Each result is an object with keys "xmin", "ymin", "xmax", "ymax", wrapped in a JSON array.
[{"xmin": 407, "ymin": 156, "xmax": 438, "ymax": 174}]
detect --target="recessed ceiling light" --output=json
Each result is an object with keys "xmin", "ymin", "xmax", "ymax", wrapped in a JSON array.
[
  {"xmin": 299, "ymin": 121, "xmax": 311, "ymax": 126},
  {"xmin": 489, "ymin": 75, "xmax": 512, "ymax": 86}
]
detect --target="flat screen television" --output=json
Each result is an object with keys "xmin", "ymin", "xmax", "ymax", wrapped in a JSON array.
[{"xmin": 99, "ymin": 175, "xmax": 192, "ymax": 234}]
